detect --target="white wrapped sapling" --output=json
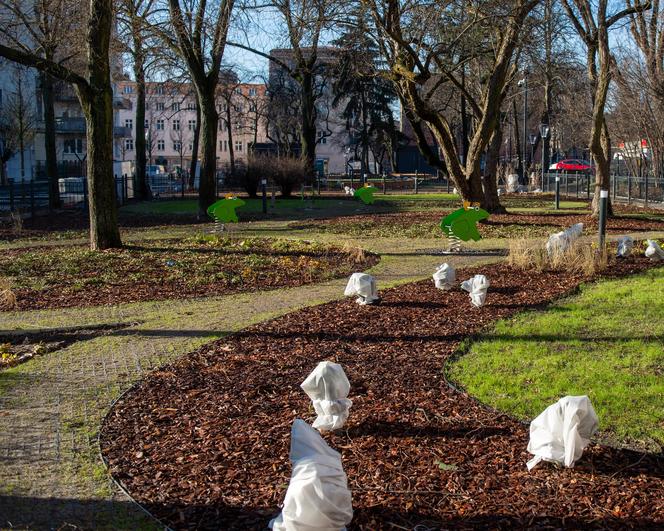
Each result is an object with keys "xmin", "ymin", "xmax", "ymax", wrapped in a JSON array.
[
  {"xmin": 432, "ymin": 263, "xmax": 456, "ymax": 290},
  {"xmin": 460, "ymin": 274, "xmax": 490, "ymax": 308},
  {"xmin": 546, "ymin": 223, "xmax": 584, "ymax": 257},
  {"xmin": 526, "ymin": 395, "xmax": 599, "ymax": 471},
  {"xmin": 616, "ymin": 236, "xmax": 634, "ymax": 258},
  {"xmin": 301, "ymin": 361, "xmax": 352, "ymax": 432},
  {"xmin": 645, "ymin": 239, "xmax": 664, "ymax": 260},
  {"xmin": 344, "ymin": 273, "xmax": 380, "ymax": 305},
  {"xmin": 269, "ymin": 419, "xmax": 353, "ymax": 531}
]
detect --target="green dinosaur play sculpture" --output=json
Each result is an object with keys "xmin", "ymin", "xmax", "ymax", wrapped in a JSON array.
[
  {"xmin": 207, "ymin": 196, "xmax": 246, "ymax": 223},
  {"xmin": 440, "ymin": 202, "xmax": 490, "ymax": 242},
  {"xmin": 354, "ymin": 185, "xmax": 378, "ymax": 205}
]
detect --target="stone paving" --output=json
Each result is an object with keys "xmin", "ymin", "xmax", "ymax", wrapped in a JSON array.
[{"xmin": 0, "ymin": 222, "xmax": 505, "ymax": 529}]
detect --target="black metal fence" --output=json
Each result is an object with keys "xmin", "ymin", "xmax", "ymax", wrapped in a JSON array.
[{"xmin": 540, "ymin": 172, "xmax": 664, "ymax": 204}]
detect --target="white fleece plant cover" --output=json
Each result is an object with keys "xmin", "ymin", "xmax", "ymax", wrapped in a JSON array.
[
  {"xmin": 546, "ymin": 223, "xmax": 584, "ymax": 257},
  {"xmin": 617, "ymin": 235, "xmax": 634, "ymax": 257},
  {"xmin": 301, "ymin": 361, "xmax": 352, "ymax": 432},
  {"xmin": 432, "ymin": 263, "xmax": 456, "ymax": 290},
  {"xmin": 344, "ymin": 273, "xmax": 379, "ymax": 305},
  {"xmin": 526, "ymin": 395, "xmax": 599, "ymax": 471},
  {"xmin": 507, "ymin": 174, "xmax": 519, "ymax": 193},
  {"xmin": 645, "ymin": 239, "xmax": 664, "ymax": 260},
  {"xmin": 460, "ymin": 274, "xmax": 490, "ymax": 308},
  {"xmin": 269, "ymin": 419, "xmax": 353, "ymax": 531}
]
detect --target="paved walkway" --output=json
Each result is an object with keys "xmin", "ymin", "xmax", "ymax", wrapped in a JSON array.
[{"xmin": 0, "ymin": 224, "xmax": 505, "ymax": 529}]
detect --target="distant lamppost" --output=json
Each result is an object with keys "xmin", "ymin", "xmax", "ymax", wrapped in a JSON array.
[
  {"xmin": 517, "ymin": 70, "xmax": 529, "ymax": 184},
  {"xmin": 539, "ymin": 124, "xmax": 550, "ymax": 190},
  {"xmin": 529, "ymin": 133, "xmax": 538, "ymax": 178}
]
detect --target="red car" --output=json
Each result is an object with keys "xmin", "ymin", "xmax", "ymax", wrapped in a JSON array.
[{"xmin": 549, "ymin": 159, "xmax": 593, "ymax": 172}]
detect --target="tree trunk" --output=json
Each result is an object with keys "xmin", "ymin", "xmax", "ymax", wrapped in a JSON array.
[
  {"xmin": 197, "ymin": 87, "xmax": 219, "ymax": 219},
  {"xmin": 76, "ymin": 0, "xmax": 121, "ymax": 250},
  {"xmin": 41, "ymin": 73, "xmax": 60, "ymax": 208},
  {"xmin": 589, "ymin": 31, "xmax": 613, "ymax": 217},
  {"xmin": 225, "ymin": 101, "xmax": 235, "ymax": 176},
  {"xmin": 189, "ymin": 103, "xmax": 201, "ymax": 189},
  {"xmin": 482, "ymin": 125, "xmax": 507, "ymax": 213},
  {"xmin": 134, "ymin": 56, "xmax": 149, "ymax": 200},
  {"xmin": 300, "ymin": 71, "xmax": 316, "ymax": 182}
]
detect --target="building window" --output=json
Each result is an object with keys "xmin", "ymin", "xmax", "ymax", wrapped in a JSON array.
[
  {"xmin": 125, "ymin": 138, "xmax": 134, "ymax": 151},
  {"xmin": 249, "ymin": 102, "xmax": 257, "ymax": 112},
  {"xmin": 223, "ymin": 140, "xmax": 228, "ymax": 152},
  {"xmin": 233, "ymin": 104, "xmax": 243, "ymax": 113},
  {"xmin": 219, "ymin": 140, "xmax": 223, "ymax": 151},
  {"xmin": 156, "ymin": 119, "xmax": 164, "ymax": 130},
  {"xmin": 155, "ymin": 102, "xmax": 165, "ymax": 111},
  {"xmin": 234, "ymin": 87, "xmax": 242, "ymax": 95},
  {"xmin": 155, "ymin": 85, "xmax": 164, "ymax": 95},
  {"xmin": 234, "ymin": 122, "xmax": 241, "ymax": 130},
  {"xmin": 173, "ymin": 141, "xmax": 181, "ymax": 152},
  {"xmin": 248, "ymin": 87, "xmax": 257, "ymax": 97},
  {"xmin": 171, "ymin": 102, "xmax": 180, "ymax": 112},
  {"xmin": 157, "ymin": 140, "xmax": 165, "ymax": 151},
  {"xmin": 64, "ymin": 138, "xmax": 84, "ymax": 154},
  {"xmin": 235, "ymin": 140, "xmax": 242, "ymax": 152},
  {"xmin": 186, "ymin": 101, "xmax": 196, "ymax": 110},
  {"xmin": 123, "ymin": 85, "xmax": 133, "ymax": 94},
  {"xmin": 124, "ymin": 118, "xmax": 133, "ymax": 130},
  {"xmin": 188, "ymin": 143, "xmax": 193, "ymax": 151},
  {"xmin": 173, "ymin": 119, "xmax": 180, "ymax": 131},
  {"xmin": 219, "ymin": 120, "xmax": 227, "ymax": 132},
  {"xmin": 144, "ymin": 120, "xmax": 149, "ymax": 129},
  {"xmin": 317, "ymin": 131, "xmax": 327, "ymax": 145},
  {"xmin": 188, "ymin": 119, "xmax": 197, "ymax": 131}
]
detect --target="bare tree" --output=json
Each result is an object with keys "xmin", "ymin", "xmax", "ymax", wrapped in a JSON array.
[
  {"xmin": 0, "ymin": 0, "xmax": 86, "ymax": 208},
  {"xmin": 0, "ymin": 0, "xmax": 122, "ymax": 249},
  {"xmin": 365, "ymin": 0, "xmax": 539, "ymax": 212},
  {"xmin": 116, "ymin": 0, "xmax": 160, "ymax": 200},
  {"xmin": 231, "ymin": 0, "xmax": 343, "ymax": 179},
  {"xmin": 1, "ymin": 65, "xmax": 37, "ymax": 182},
  {"xmin": 150, "ymin": 0, "xmax": 234, "ymax": 218},
  {"xmin": 561, "ymin": 0, "xmax": 651, "ymax": 216}
]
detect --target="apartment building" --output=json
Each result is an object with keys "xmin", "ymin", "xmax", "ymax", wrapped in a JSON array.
[{"xmin": 115, "ymin": 79, "xmax": 268, "ymax": 173}]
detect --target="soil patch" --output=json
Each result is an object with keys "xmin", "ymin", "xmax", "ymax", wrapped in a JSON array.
[
  {"xmin": 100, "ymin": 256, "xmax": 663, "ymax": 530},
  {"xmin": 0, "ymin": 237, "xmax": 378, "ymax": 311},
  {"xmin": 291, "ymin": 210, "xmax": 664, "ymax": 239}
]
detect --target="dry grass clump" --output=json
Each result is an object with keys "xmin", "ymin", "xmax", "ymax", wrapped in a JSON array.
[
  {"xmin": 509, "ymin": 238, "xmax": 610, "ymax": 276},
  {"xmin": 0, "ymin": 278, "xmax": 17, "ymax": 309},
  {"xmin": 507, "ymin": 239, "xmax": 548, "ymax": 272},
  {"xmin": 10, "ymin": 210, "xmax": 24, "ymax": 235},
  {"xmin": 342, "ymin": 242, "xmax": 368, "ymax": 264}
]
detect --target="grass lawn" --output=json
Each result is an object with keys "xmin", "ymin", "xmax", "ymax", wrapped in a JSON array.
[
  {"xmin": 120, "ymin": 194, "xmax": 589, "ymax": 218},
  {"xmin": 447, "ymin": 266, "xmax": 664, "ymax": 452}
]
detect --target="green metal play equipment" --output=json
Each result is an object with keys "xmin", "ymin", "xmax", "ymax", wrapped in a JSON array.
[
  {"xmin": 207, "ymin": 196, "xmax": 246, "ymax": 232},
  {"xmin": 440, "ymin": 201, "xmax": 490, "ymax": 252},
  {"xmin": 354, "ymin": 184, "xmax": 379, "ymax": 205}
]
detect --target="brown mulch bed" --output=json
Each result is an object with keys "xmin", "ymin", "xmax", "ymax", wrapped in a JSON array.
[
  {"xmin": 100, "ymin": 257, "xmax": 664, "ymax": 530},
  {"xmin": 1, "ymin": 240, "xmax": 379, "ymax": 312},
  {"xmin": 291, "ymin": 210, "xmax": 664, "ymax": 240}
]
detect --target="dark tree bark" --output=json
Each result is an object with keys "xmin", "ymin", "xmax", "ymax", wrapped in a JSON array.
[
  {"xmin": 299, "ymin": 69, "xmax": 317, "ymax": 180},
  {"xmin": 225, "ymin": 101, "xmax": 235, "ymax": 176},
  {"xmin": 197, "ymin": 85, "xmax": 219, "ymax": 212},
  {"xmin": 41, "ymin": 72, "xmax": 60, "ymax": 209},
  {"xmin": 133, "ymin": 55, "xmax": 149, "ymax": 200},
  {"xmin": 189, "ymin": 103, "xmax": 201, "ymax": 189},
  {"xmin": 483, "ymin": 123, "xmax": 508, "ymax": 213}
]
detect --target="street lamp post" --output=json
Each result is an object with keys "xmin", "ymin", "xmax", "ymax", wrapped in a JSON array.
[{"xmin": 539, "ymin": 124, "xmax": 550, "ymax": 191}]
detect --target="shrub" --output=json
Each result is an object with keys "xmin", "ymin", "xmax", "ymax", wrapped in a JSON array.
[
  {"xmin": 0, "ymin": 278, "xmax": 17, "ymax": 309},
  {"xmin": 272, "ymin": 156, "xmax": 307, "ymax": 198}
]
